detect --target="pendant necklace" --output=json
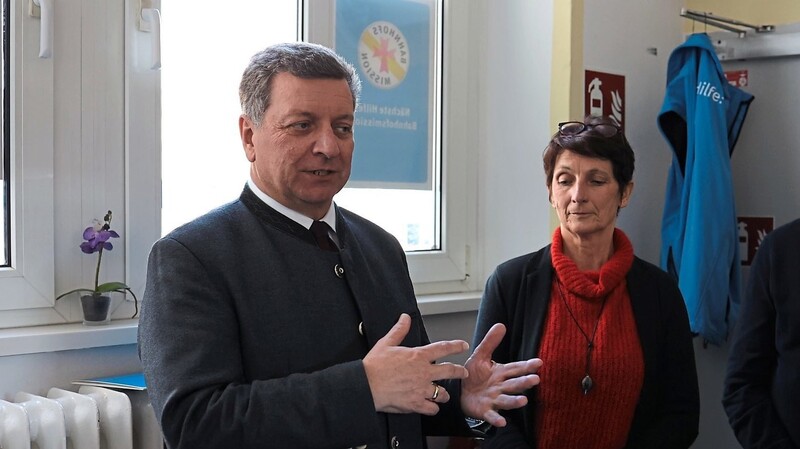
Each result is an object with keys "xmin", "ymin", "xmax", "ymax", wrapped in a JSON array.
[{"xmin": 556, "ymin": 279, "xmax": 609, "ymax": 395}]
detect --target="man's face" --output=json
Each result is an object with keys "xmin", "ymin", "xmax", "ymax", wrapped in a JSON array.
[{"xmin": 240, "ymin": 72, "xmax": 355, "ymax": 219}]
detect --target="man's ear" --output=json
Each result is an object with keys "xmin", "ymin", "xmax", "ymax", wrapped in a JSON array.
[{"xmin": 239, "ymin": 115, "xmax": 256, "ymax": 162}]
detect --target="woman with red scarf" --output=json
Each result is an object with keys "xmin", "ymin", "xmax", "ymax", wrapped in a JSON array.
[{"xmin": 473, "ymin": 116, "xmax": 699, "ymax": 449}]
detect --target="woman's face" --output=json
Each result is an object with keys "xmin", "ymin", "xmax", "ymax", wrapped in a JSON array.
[{"xmin": 548, "ymin": 150, "xmax": 633, "ymax": 240}]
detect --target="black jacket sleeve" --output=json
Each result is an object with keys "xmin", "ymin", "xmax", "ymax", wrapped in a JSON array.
[{"xmin": 722, "ymin": 228, "xmax": 800, "ymax": 449}]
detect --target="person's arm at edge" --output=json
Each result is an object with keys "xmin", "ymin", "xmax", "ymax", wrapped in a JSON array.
[{"xmin": 722, "ymin": 234, "xmax": 799, "ymax": 449}]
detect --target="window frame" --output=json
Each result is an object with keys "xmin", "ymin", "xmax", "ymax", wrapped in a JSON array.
[
  {"xmin": 134, "ymin": 0, "xmax": 480, "ymax": 296},
  {"xmin": 304, "ymin": 0, "xmax": 478, "ymax": 294},
  {"xmin": 1, "ymin": 0, "xmax": 10, "ymax": 267},
  {"xmin": 0, "ymin": 0, "xmax": 56, "ymax": 327},
  {"xmin": 125, "ymin": 0, "xmax": 162, "ymax": 303}
]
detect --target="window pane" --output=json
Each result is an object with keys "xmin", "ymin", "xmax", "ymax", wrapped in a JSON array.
[
  {"xmin": 335, "ymin": 188, "xmax": 439, "ymax": 252},
  {"xmin": 160, "ymin": 1, "xmax": 298, "ymax": 235},
  {"xmin": 161, "ymin": 0, "xmax": 442, "ymax": 255},
  {"xmin": 331, "ymin": 0, "xmax": 442, "ymax": 252}
]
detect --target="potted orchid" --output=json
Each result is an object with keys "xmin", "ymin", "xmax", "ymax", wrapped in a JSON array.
[{"xmin": 56, "ymin": 210, "xmax": 138, "ymax": 325}]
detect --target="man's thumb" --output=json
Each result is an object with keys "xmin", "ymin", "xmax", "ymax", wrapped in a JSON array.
[{"xmin": 376, "ymin": 313, "xmax": 412, "ymax": 348}]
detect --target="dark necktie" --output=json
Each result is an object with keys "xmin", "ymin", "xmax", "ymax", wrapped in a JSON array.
[{"xmin": 310, "ymin": 220, "xmax": 337, "ymax": 251}]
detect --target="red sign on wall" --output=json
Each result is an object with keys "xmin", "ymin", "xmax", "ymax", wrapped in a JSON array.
[
  {"xmin": 584, "ymin": 70, "xmax": 625, "ymax": 131},
  {"xmin": 737, "ymin": 216, "xmax": 774, "ymax": 266},
  {"xmin": 725, "ymin": 70, "xmax": 749, "ymax": 88}
]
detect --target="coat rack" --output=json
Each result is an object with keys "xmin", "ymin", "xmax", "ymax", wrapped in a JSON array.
[
  {"xmin": 680, "ymin": 8, "xmax": 774, "ymax": 38},
  {"xmin": 680, "ymin": 9, "xmax": 800, "ymax": 62}
]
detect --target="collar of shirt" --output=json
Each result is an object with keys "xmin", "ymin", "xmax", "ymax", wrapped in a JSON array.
[{"xmin": 246, "ymin": 178, "xmax": 337, "ymax": 232}]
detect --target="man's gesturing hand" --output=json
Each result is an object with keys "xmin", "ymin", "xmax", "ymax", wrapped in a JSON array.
[
  {"xmin": 363, "ymin": 313, "xmax": 470, "ymax": 415},
  {"xmin": 461, "ymin": 323, "xmax": 543, "ymax": 427}
]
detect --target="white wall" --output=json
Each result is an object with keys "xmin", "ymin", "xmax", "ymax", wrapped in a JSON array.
[
  {"xmin": 582, "ymin": 0, "xmax": 684, "ymax": 265},
  {"xmin": 478, "ymin": 1, "xmax": 554, "ymax": 278},
  {"xmin": 0, "ymin": 344, "xmax": 140, "ymax": 397}
]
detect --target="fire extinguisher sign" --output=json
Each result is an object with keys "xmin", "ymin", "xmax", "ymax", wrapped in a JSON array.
[
  {"xmin": 584, "ymin": 70, "xmax": 625, "ymax": 131},
  {"xmin": 737, "ymin": 216, "xmax": 774, "ymax": 266}
]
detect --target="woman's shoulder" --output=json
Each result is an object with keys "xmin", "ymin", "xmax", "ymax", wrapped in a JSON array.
[
  {"xmin": 631, "ymin": 256, "xmax": 674, "ymax": 281},
  {"xmin": 494, "ymin": 245, "xmax": 552, "ymax": 277},
  {"xmin": 627, "ymin": 256, "xmax": 683, "ymax": 302}
]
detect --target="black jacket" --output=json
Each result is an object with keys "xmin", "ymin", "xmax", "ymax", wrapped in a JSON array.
[
  {"xmin": 139, "ymin": 186, "xmax": 469, "ymax": 449},
  {"xmin": 474, "ymin": 245, "xmax": 699, "ymax": 449},
  {"xmin": 723, "ymin": 218, "xmax": 800, "ymax": 449}
]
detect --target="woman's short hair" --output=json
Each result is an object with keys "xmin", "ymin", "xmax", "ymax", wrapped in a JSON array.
[
  {"xmin": 239, "ymin": 42, "xmax": 362, "ymax": 127},
  {"xmin": 542, "ymin": 115, "xmax": 635, "ymax": 194}
]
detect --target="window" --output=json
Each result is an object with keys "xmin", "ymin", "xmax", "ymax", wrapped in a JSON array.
[
  {"xmin": 324, "ymin": 0, "xmax": 442, "ymax": 254},
  {"xmin": 307, "ymin": 0, "xmax": 476, "ymax": 293},
  {"xmin": 1, "ymin": 0, "xmax": 480, "ymax": 329},
  {"xmin": 158, "ymin": 0, "xmax": 477, "ymax": 294}
]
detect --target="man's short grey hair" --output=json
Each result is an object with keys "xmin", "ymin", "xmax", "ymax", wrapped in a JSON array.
[{"xmin": 239, "ymin": 42, "xmax": 362, "ymax": 128}]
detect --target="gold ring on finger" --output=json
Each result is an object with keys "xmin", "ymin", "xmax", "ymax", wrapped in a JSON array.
[{"xmin": 431, "ymin": 383, "xmax": 440, "ymax": 401}]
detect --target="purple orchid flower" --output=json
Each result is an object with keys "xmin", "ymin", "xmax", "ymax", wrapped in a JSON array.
[{"xmin": 79, "ymin": 223, "xmax": 120, "ymax": 254}]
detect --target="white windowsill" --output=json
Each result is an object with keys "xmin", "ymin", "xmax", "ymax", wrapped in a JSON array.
[
  {"xmin": 0, "ymin": 319, "xmax": 139, "ymax": 357},
  {"xmin": 416, "ymin": 291, "xmax": 482, "ymax": 316},
  {"xmin": 0, "ymin": 292, "xmax": 482, "ymax": 357}
]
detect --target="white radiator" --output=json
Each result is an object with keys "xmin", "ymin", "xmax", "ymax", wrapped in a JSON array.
[{"xmin": 0, "ymin": 385, "xmax": 138, "ymax": 449}]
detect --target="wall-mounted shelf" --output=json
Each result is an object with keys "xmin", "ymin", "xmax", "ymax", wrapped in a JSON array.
[
  {"xmin": 679, "ymin": 8, "xmax": 800, "ymax": 61},
  {"xmin": 709, "ymin": 23, "xmax": 800, "ymax": 61},
  {"xmin": 681, "ymin": 8, "xmax": 774, "ymax": 38}
]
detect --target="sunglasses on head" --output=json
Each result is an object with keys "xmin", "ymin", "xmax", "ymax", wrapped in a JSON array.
[{"xmin": 558, "ymin": 121, "xmax": 622, "ymax": 138}]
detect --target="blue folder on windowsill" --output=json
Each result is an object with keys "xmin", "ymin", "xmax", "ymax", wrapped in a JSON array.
[{"xmin": 72, "ymin": 372, "xmax": 147, "ymax": 391}]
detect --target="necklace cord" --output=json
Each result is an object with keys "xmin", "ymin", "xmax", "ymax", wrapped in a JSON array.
[{"xmin": 555, "ymin": 278, "xmax": 610, "ymax": 394}]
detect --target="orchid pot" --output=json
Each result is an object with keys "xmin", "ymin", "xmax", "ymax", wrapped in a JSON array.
[{"xmin": 80, "ymin": 293, "xmax": 112, "ymax": 325}]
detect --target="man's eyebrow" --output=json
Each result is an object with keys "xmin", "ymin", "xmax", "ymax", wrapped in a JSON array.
[
  {"xmin": 282, "ymin": 111, "xmax": 354, "ymax": 121},
  {"xmin": 282, "ymin": 110, "xmax": 315, "ymax": 119}
]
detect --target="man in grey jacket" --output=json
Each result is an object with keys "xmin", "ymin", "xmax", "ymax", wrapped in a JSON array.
[{"xmin": 138, "ymin": 42, "xmax": 542, "ymax": 449}]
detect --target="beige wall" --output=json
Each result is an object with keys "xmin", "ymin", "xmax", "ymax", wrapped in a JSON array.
[
  {"xmin": 684, "ymin": 0, "xmax": 800, "ymax": 32},
  {"xmin": 548, "ymin": 1, "xmax": 584, "ymax": 231}
]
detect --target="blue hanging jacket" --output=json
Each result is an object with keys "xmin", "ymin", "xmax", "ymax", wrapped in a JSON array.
[{"xmin": 657, "ymin": 33, "xmax": 753, "ymax": 345}]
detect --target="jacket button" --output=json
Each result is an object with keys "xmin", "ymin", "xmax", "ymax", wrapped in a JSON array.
[
  {"xmin": 334, "ymin": 264, "xmax": 345, "ymax": 278},
  {"xmin": 358, "ymin": 321, "xmax": 364, "ymax": 336},
  {"xmin": 390, "ymin": 436, "xmax": 399, "ymax": 448}
]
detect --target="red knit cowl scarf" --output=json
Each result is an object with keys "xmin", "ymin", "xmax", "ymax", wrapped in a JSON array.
[{"xmin": 534, "ymin": 227, "xmax": 644, "ymax": 449}]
